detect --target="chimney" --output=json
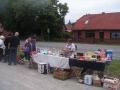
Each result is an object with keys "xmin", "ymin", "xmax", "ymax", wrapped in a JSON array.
[{"xmin": 102, "ymin": 12, "xmax": 105, "ymax": 14}]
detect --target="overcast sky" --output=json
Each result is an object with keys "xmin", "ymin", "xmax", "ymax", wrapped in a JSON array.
[{"xmin": 59, "ymin": 0, "xmax": 120, "ymax": 24}]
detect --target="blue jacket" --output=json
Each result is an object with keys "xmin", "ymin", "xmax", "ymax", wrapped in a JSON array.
[{"xmin": 25, "ymin": 40, "xmax": 36, "ymax": 52}]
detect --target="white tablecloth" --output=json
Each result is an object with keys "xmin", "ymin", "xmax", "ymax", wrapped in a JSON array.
[{"xmin": 32, "ymin": 54, "xmax": 70, "ymax": 69}]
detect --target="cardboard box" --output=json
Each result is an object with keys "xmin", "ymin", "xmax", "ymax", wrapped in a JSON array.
[
  {"xmin": 53, "ymin": 69, "xmax": 70, "ymax": 80},
  {"xmin": 103, "ymin": 82, "xmax": 119, "ymax": 90},
  {"xmin": 93, "ymin": 79, "xmax": 102, "ymax": 87}
]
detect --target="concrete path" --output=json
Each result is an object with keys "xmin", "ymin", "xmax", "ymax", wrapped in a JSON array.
[{"xmin": 0, "ymin": 62, "xmax": 108, "ymax": 90}]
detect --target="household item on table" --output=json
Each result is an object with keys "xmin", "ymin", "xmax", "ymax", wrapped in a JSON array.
[
  {"xmin": 92, "ymin": 54, "xmax": 97, "ymax": 58},
  {"xmin": 84, "ymin": 75, "xmax": 92, "ymax": 85},
  {"xmin": 94, "ymin": 51, "xmax": 100, "ymax": 54},
  {"xmin": 106, "ymin": 50, "xmax": 113, "ymax": 60},
  {"xmin": 53, "ymin": 69, "xmax": 71, "ymax": 80},
  {"xmin": 38, "ymin": 62, "xmax": 50, "ymax": 74},
  {"xmin": 77, "ymin": 53, "xmax": 84, "ymax": 56},
  {"xmin": 30, "ymin": 51, "xmax": 38, "ymax": 54},
  {"xmin": 79, "ymin": 56, "xmax": 85, "ymax": 60}
]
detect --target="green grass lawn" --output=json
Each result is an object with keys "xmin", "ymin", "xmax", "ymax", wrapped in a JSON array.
[{"xmin": 104, "ymin": 59, "xmax": 120, "ymax": 77}]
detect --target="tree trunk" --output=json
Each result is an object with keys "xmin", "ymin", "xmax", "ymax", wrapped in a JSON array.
[{"xmin": 41, "ymin": 29, "xmax": 44, "ymax": 40}]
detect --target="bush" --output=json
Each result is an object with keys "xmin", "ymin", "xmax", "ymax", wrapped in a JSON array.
[{"xmin": 61, "ymin": 32, "xmax": 73, "ymax": 39}]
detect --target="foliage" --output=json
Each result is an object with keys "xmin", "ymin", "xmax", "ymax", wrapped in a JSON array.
[
  {"xmin": 61, "ymin": 32, "xmax": 73, "ymax": 39},
  {"xmin": 104, "ymin": 60, "xmax": 120, "ymax": 77},
  {"xmin": 1, "ymin": 0, "xmax": 69, "ymax": 39}
]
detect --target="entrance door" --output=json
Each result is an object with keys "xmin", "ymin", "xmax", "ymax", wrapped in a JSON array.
[{"xmin": 99, "ymin": 32, "xmax": 104, "ymax": 42}]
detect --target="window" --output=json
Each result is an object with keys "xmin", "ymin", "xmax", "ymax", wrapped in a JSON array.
[
  {"xmin": 110, "ymin": 32, "xmax": 120, "ymax": 38},
  {"xmin": 86, "ymin": 31, "xmax": 95, "ymax": 38},
  {"xmin": 78, "ymin": 31, "xmax": 81, "ymax": 38},
  {"xmin": 85, "ymin": 20, "xmax": 89, "ymax": 24}
]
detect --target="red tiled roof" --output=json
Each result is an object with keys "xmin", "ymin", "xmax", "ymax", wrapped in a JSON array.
[
  {"xmin": 66, "ymin": 30, "xmax": 72, "ymax": 32},
  {"xmin": 64, "ymin": 24, "xmax": 73, "ymax": 32},
  {"xmin": 2, "ymin": 30, "xmax": 11, "ymax": 36},
  {"xmin": 65, "ymin": 24, "xmax": 73, "ymax": 30},
  {"xmin": 73, "ymin": 12, "xmax": 120, "ymax": 30}
]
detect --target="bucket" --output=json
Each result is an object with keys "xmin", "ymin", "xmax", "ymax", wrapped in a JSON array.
[
  {"xmin": 84, "ymin": 75, "xmax": 92, "ymax": 85},
  {"xmin": 106, "ymin": 50, "xmax": 113, "ymax": 60}
]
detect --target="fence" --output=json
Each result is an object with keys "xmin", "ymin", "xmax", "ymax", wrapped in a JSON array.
[{"xmin": 73, "ymin": 38, "xmax": 120, "ymax": 44}]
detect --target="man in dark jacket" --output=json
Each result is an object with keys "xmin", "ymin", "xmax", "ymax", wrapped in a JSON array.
[
  {"xmin": 4, "ymin": 34, "xmax": 12, "ymax": 62},
  {"xmin": 8, "ymin": 32, "xmax": 20, "ymax": 65}
]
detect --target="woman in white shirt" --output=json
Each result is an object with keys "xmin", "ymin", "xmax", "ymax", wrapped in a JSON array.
[
  {"xmin": 0, "ymin": 35, "xmax": 4, "ymax": 61},
  {"xmin": 63, "ymin": 39, "xmax": 75, "ymax": 57}
]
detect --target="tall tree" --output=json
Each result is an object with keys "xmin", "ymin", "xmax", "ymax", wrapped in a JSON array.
[{"xmin": 2, "ymin": 0, "xmax": 69, "ymax": 39}]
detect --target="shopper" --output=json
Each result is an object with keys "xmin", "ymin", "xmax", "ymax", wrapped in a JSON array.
[
  {"xmin": 4, "ymin": 34, "xmax": 12, "ymax": 62},
  {"xmin": 8, "ymin": 32, "xmax": 20, "ymax": 65},
  {"xmin": 0, "ymin": 35, "xmax": 5, "ymax": 61}
]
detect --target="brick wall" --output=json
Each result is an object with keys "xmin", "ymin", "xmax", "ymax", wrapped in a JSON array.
[
  {"xmin": 95, "ymin": 31, "xmax": 99, "ymax": 38},
  {"xmin": 104, "ymin": 31, "xmax": 110, "ymax": 39}
]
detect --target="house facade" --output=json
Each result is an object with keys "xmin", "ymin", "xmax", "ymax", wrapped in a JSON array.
[
  {"xmin": 0, "ymin": 23, "xmax": 3, "ymax": 36},
  {"xmin": 0, "ymin": 23, "xmax": 11, "ymax": 36},
  {"xmin": 62, "ymin": 24, "xmax": 73, "ymax": 32},
  {"xmin": 72, "ymin": 12, "xmax": 120, "ymax": 44}
]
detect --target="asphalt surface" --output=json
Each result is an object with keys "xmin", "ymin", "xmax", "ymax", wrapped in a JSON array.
[
  {"xmin": 0, "ymin": 62, "xmax": 108, "ymax": 90},
  {"xmin": 21, "ymin": 41, "xmax": 120, "ymax": 59}
]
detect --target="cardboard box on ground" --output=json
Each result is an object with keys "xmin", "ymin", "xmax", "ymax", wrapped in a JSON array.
[
  {"xmin": 93, "ymin": 79, "xmax": 102, "ymax": 87},
  {"xmin": 102, "ymin": 78, "xmax": 120, "ymax": 90},
  {"xmin": 53, "ymin": 69, "xmax": 71, "ymax": 80}
]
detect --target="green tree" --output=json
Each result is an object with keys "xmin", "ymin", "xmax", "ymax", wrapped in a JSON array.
[
  {"xmin": 2, "ymin": 0, "xmax": 69, "ymax": 39},
  {"xmin": 0, "ymin": 0, "xmax": 5, "ymax": 23}
]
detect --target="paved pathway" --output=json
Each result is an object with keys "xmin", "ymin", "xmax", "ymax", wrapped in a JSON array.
[{"xmin": 0, "ymin": 62, "xmax": 109, "ymax": 90}]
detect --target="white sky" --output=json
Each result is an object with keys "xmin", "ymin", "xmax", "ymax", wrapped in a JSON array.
[{"xmin": 59, "ymin": 0, "xmax": 120, "ymax": 24}]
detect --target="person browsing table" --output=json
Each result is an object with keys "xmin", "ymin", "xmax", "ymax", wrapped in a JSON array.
[{"xmin": 8, "ymin": 32, "xmax": 20, "ymax": 65}]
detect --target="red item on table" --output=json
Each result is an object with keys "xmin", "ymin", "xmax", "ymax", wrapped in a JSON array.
[
  {"xmin": 79, "ymin": 56, "xmax": 85, "ymax": 60},
  {"xmin": 30, "ymin": 51, "xmax": 38, "ymax": 54}
]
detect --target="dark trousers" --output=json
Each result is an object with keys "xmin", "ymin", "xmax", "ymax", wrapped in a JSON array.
[
  {"xmin": 4, "ymin": 46, "xmax": 10, "ymax": 62},
  {"xmin": 9, "ymin": 47, "xmax": 17, "ymax": 65},
  {"xmin": 0, "ymin": 48, "xmax": 3, "ymax": 61},
  {"xmin": 24, "ymin": 52, "xmax": 30, "ymax": 60}
]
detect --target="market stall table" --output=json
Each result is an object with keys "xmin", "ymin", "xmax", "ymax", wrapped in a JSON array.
[
  {"xmin": 32, "ymin": 53, "xmax": 70, "ymax": 69},
  {"xmin": 69, "ymin": 59, "xmax": 106, "ymax": 72},
  {"xmin": 69, "ymin": 58, "xmax": 109, "ymax": 78}
]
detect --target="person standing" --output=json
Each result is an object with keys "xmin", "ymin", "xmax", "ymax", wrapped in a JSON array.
[
  {"xmin": 8, "ymin": 32, "xmax": 20, "ymax": 65},
  {"xmin": 4, "ymin": 34, "xmax": 12, "ymax": 62},
  {"xmin": 24, "ymin": 36, "xmax": 36, "ymax": 66},
  {"xmin": 0, "ymin": 35, "xmax": 5, "ymax": 61}
]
